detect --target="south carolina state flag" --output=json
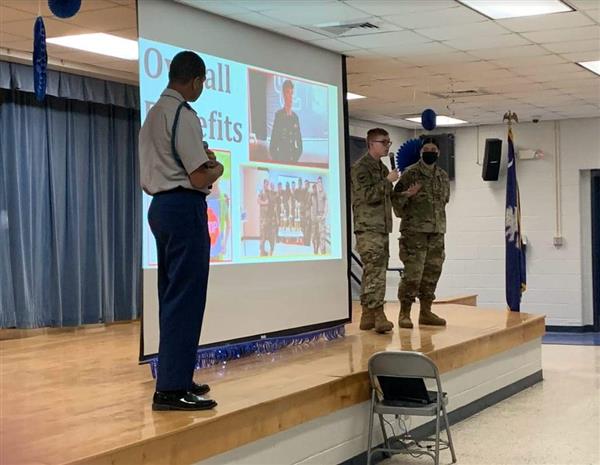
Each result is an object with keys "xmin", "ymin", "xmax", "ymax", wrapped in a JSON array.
[{"xmin": 505, "ymin": 128, "xmax": 527, "ymax": 311}]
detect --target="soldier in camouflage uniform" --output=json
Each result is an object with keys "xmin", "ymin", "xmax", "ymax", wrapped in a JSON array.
[
  {"xmin": 258, "ymin": 179, "xmax": 276, "ymax": 256},
  {"xmin": 392, "ymin": 138, "xmax": 450, "ymax": 328},
  {"xmin": 351, "ymin": 128, "xmax": 398, "ymax": 333}
]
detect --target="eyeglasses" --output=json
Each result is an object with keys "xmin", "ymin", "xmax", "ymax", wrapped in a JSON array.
[{"xmin": 373, "ymin": 140, "xmax": 392, "ymax": 146}]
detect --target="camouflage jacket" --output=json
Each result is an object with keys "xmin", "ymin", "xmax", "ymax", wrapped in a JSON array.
[
  {"xmin": 351, "ymin": 153, "xmax": 393, "ymax": 234},
  {"xmin": 392, "ymin": 160, "xmax": 450, "ymax": 234}
]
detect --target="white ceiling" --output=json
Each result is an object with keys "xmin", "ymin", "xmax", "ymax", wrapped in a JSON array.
[{"xmin": 1, "ymin": 0, "xmax": 599, "ymax": 127}]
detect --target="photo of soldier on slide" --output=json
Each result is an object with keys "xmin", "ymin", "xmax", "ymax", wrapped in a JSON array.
[
  {"xmin": 241, "ymin": 167, "xmax": 330, "ymax": 258},
  {"xmin": 248, "ymin": 69, "xmax": 330, "ymax": 168},
  {"xmin": 269, "ymin": 79, "xmax": 303, "ymax": 163}
]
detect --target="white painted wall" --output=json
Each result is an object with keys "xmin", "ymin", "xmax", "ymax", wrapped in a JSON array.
[
  {"xmin": 349, "ymin": 117, "xmax": 600, "ymax": 327},
  {"xmin": 437, "ymin": 118, "xmax": 599, "ymax": 326}
]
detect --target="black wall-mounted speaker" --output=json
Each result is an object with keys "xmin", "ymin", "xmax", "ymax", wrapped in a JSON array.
[{"xmin": 482, "ymin": 138, "xmax": 502, "ymax": 181}]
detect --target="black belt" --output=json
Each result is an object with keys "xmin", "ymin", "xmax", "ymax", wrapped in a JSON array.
[{"xmin": 153, "ymin": 186, "xmax": 207, "ymax": 197}]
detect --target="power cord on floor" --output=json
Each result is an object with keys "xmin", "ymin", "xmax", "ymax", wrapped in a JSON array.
[{"xmin": 379, "ymin": 416, "xmax": 430, "ymax": 459}]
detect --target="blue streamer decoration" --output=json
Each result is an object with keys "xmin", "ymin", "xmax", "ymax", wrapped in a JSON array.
[
  {"xmin": 396, "ymin": 138, "xmax": 422, "ymax": 172},
  {"xmin": 421, "ymin": 108, "xmax": 437, "ymax": 131},
  {"xmin": 33, "ymin": 17, "xmax": 47, "ymax": 102},
  {"xmin": 48, "ymin": 0, "xmax": 81, "ymax": 18},
  {"xmin": 147, "ymin": 324, "xmax": 346, "ymax": 378}
]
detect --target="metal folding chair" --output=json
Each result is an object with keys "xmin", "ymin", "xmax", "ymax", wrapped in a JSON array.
[{"xmin": 366, "ymin": 351, "xmax": 457, "ymax": 465}]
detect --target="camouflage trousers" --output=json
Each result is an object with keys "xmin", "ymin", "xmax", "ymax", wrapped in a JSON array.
[
  {"xmin": 397, "ymin": 232, "xmax": 445, "ymax": 304},
  {"xmin": 355, "ymin": 231, "xmax": 389, "ymax": 310}
]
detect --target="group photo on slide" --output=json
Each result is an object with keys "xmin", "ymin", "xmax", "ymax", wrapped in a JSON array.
[{"xmin": 240, "ymin": 166, "xmax": 330, "ymax": 259}]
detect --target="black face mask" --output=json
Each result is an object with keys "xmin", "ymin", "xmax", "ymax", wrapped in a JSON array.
[{"xmin": 422, "ymin": 151, "xmax": 438, "ymax": 165}]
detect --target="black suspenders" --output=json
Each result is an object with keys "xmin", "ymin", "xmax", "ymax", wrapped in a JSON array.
[{"xmin": 171, "ymin": 100, "xmax": 191, "ymax": 168}]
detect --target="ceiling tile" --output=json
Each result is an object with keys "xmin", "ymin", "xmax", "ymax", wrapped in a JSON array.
[
  {"xmin": 522, "ymin": 25, "xmax": 600, "ymax": 43},
  {"xmin": 386, "ymin": 6, "xmax": 486, "ymax": 29},
  {"xmin": 0, "ymin": 5, "xmax": 34, "ymax": 22},
  {"xmin": 229, "ymin": 11, "xmax": 292, "ymax": 29},
  {"xmin": 469, "ymin": 44, "xmax": 549, "ymax": 59},
  {"xmin": 423, "ymin": 61, "xmax": 500, "ymax": 75},
  {"xmin": 343, "ymin": 0, "xmax": 459, "ymax": 17},
  {"xmin": 341, "ymin": 30, "xmax": 430, "ymax": 48},
  {"xmin": 1, "ymin": 17, "xmax": 89, "ymax": 38},
  {"xmin": 237, "ymin": 0, "xmax": 336, "ymax": 12},
  {"xmin": 445, "ymin": 34, "xmax": 531, "ymax": 51},
  {"xmin": 548, "ymin": 77, "xmax": 600, "ymax": 89},
  {"xmin": 492, "ymin": 54, "xmax": 568, "ymax": 67},
  {"xmin": 0, "ymin": 31, "xmax": 26, "ymax": 43},
  {"xmin": 2, "ymin": 39, "xmax": 33, "ymax": 53},
  {"xmin": 176, "ymin": 0, "xmax": 252, "ymax": 16},
  {"xmin": 2, "ymin": 0, "xmax": 116, "ymax": 15},
  {"xmin": 66, "ymin": 6, "xmax": 136, "ymax": 32},
  {"xmin": 272, "ymin": 26, "xmax": 329, "ymax": 41},
  {"xmin": 400, "ymin": 51, "xmax": 480, "ymax": 65},
  {"xmin": 561, "ymin": 50, "xmax": 600, "ymax": 61},
  {"xmin": 346, "ymin": 48, "xmax": 386, "ymax": 57},
  {"xmin": 309, "ymin": 38, "xmax": 359, "ymax": 53},
  {"xmin": 567, "ymin": 0, "xmax": 600, "ymax": 10},
  {"xmin": 109, "ymin": 0, "xmax": 136, "ymax": 6},
  {"xmin": 260, "ymin": 3, "xmax": 371, "ymax": 27},
  {"xmin": 417, "ymin": 21, "xmax": 506, "ymax": 41},
  {"xmin": 370, "ymin": 41, "xmax": 457, "ymax": 57},
  {"xmin": 542, "ymin": 39, "xmax": 600, "ymax": 53},
  {"xmin": 112, "ymin": 28, "xmax": 138, "ymax": 40},
  {"xmin": 498, "ymin": 11, "xmax": 594, "ymax": 32},
  {"xmin": 513, "ymin": 62, "xmax": 587, "ymax": 76},
  {"xmin": 582, "ymin": 8, "xmax": 600, "ymax": 22},
  {"xmin": 346, "ymin": 56, "xmax": 389, "ymax": 74}
]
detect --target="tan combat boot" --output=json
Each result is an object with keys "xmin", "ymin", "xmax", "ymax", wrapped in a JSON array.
[
  {"xmin": 398, "ymin": 301, "xmax": 414, "ymax": 329},
  {"xmin": 359, "ymin": 306, "xmax": 375, "ymax": 330},
  {"xmin": 373, "ymin": 306, "xmax": 394, "ymax": 333},
  {"xmin": 419, "ymin": 300, "xmax": 447, "ymax": 326}
]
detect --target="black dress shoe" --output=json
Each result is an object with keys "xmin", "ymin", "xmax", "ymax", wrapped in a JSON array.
[
  {"xmin": 152, "ymin": 390, "xmax": 217, "ymax": 411},
  {"xmin": 190, "ymin": 382, "xmax": 210, "ymax": 396}
]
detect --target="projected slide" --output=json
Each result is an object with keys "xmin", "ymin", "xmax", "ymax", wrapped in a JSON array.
[{"xmin": 140, "ymin": 38, "xmax": 341, "ymax": 269}]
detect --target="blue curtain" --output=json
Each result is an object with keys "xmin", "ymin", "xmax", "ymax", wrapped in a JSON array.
[{"xmin": 0, "ymin": 87, "xmax": 141, "ymax": 328}]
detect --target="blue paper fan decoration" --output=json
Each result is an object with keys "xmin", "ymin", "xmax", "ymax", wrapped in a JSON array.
[
  {"xmin": 48, "ymin": 0, "xmax": 81, "ymax": 18},
  {"xmin": 396, "ymin": 138, "xmax": 422, "ymax": 172},
  {"xmin": 421, "ymin": 108, "xmax": 437, "ymax": 131},
  {"xmin": 33, "ymin": 17, "xmax": 47, "ymax": 102}
]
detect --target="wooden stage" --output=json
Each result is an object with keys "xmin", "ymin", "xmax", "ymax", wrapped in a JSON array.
[{"xmin": 0, "ymin": 300, "xmax": 545, "ymax": 465}]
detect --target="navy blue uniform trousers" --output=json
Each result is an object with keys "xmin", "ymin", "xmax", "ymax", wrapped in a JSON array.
[{"xmin": 148, "ymin": 190, "xmax": 210, "ymax": 392}]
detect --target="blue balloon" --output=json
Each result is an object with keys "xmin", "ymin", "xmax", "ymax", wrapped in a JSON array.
[
  {"xmin": 48, "ymin": 0, "xmax": 81, "ymax": 18},
  {"xmin": 396, "ymin": 138, "xmax": 423, "ymax": 172},
  {"xmin": 421, "ymin": 108, "xmax": 437, "ymax": 131},
  {"xmin": 33, "ymin": 17, "xmax": 47, "ymax": 102}
]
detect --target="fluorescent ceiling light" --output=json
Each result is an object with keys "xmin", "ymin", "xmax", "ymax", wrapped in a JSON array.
[
  {"xmin": 406, "ymin": 115, "xmax": 468, "ymax": 126},
  {"xmin": 578, "ymin": 60, "xmax": 600, "ymax": 76},
  {"xmin": 458, "ymin": 0, "xmax": 572, "ymax": 19},
  {"xmin": 47, "ymin": 33, "xmax": 138, "ymax": 60},
  {"xmin": 347, "ymin": 92, "xmax": 366, "ymax": 100}
]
